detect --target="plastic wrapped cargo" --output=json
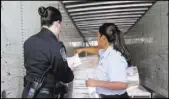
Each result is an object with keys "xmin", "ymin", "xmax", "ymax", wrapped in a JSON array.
[
  {"xmin": 127, "ymin": 66, "xmax": 140, "ymax": 87},
  {"xmin": 69, "ymin": 55, "xmax": 150, "ymax": 98}
]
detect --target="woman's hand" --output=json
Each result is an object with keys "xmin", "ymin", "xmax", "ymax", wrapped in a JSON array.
[
  {"xmin": 70, "ymin": 66, "xmax": 76, "ymax": 71},
  {"xmin": 73, "ymin": 48, "xmax": 84, "ymax": 55},
  {"xmin": 85, "ymin": 78, "xmax": 98, "ymax": 87},
  {"xmin": 70, "ymin": 63, "xmax": 76, "ymax": 71}
]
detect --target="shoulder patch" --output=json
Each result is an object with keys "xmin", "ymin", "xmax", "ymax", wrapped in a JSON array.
[{"xmin": 60, "ymin": 47, "xmax": 67, "ymax": 61}]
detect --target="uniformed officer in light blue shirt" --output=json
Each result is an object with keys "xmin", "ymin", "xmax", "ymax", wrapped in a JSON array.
[{"xmin": 74, "ymin": 23, "xmax": 131, "ymax": 98}]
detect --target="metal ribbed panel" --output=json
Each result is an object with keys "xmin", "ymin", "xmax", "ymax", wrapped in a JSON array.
[
  {"xmin": 68, "ymin": 3, "xmax": 153, "ymax": 12},
  {"xmin": 61, "ymin": 1, "xmax": 156, "ymax": 40}
]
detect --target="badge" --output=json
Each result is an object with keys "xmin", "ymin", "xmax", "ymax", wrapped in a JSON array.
[{"xmin": 60, "ymin": 47, "xmax": 67, "ymax": 61}]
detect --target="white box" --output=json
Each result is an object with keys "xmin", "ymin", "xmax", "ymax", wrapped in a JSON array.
[
  {"xmin": 71, "ymin": 55, "xmax": 151, "ymax": 98},
  {"xmin": 127, "ymin": 86, "xmax": 151, "ymax": 98}
]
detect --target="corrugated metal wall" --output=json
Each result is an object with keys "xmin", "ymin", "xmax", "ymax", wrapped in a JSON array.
[
  {"xmin": 1, "ymin": 1, "xmax": 24, "ymax": 97},
  {"xmin": 1, "ymin": 1, "xmax": 81, "ymax": 98},
  {"xmin": 126, "ymin": 1, "xmax": 168, "ymax": 97},
  {"xmin": 1, "ymin": 1, "xmax": 168, "ymax": 98}
]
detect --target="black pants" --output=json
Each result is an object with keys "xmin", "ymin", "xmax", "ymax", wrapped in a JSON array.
[{"xmin": 100, "ymin": 92, "xmax": 130, "ymax": 98}]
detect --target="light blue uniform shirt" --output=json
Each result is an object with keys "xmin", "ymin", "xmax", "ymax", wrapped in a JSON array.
[{"xmin": 94, "ymin": 46, "xmax": 128, "ymax": 95}]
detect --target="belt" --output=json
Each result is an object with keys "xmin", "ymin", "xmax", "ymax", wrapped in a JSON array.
[
  {"xmin": 39, "ymin": 83, "xmax": 68, "ymax": 94},
  {"xmin": 39, "ymin": 87, "xmax": 67, "ymax": 98},
  {"xmin": 24, "ymin": 75, "xmax": 57, "ymax": 87},
  {"xmin": 99, "ymin": 92, "xmax": 129, "ymax": 98},
  {"xmin": 39, "ymin": 88, "xmax": 50, "ymax": 95}
]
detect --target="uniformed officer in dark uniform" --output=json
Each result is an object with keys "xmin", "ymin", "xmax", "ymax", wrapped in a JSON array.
[{"xmin": 21, "ymin": 6, "xmax": 74, "ymax": 98}]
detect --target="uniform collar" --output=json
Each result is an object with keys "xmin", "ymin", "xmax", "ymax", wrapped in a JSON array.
[
  {"xmin": 101, "ymin": 45, "xmax": 114, "ymax": 59},
  {"xmin": 40, "ymin": 28, "xmax": 58, "ymax": 41}
]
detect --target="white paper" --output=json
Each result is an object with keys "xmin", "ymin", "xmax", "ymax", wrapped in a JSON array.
[
  {"xmin": 85, "ymin": 69, "xmax": 100, "ymax": 98},
  {"xmin": 67, "ymin": 54, "xmax": 82, "ymax": 68},
  {"xmin": 71, "ymin": 57, "xmax": 99, "ymax": 98}
]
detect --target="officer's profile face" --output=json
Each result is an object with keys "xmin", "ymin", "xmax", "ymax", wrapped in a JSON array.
[
  {"xmin": 58, "ymin": 21, "xmax": 62, "ymax": 33},
  {"xmin": 54, "ymin": 21, "xmax": 62, "ymax": 34}
]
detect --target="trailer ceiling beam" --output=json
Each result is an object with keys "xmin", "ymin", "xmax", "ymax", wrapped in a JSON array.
[{"xmin": 60, "ymin": 1, "xmax": 87, "ymax": 42}]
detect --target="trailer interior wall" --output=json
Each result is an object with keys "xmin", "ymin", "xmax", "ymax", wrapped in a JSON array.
[
  {"xmin": 126, "ymin": 1, "xmax": 168, "ymax": 98},
  {"xmin": 1, "ymin": 1, "xmax": 82, "ymax": 98},
  {"xmin": 1, "ymin": 1, "xmax": 168, "ymax": 98}
]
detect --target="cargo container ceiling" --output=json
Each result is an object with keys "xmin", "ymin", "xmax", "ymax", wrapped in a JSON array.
[{"xmin": 61, "ymin": 1, "xmax": 156, "ymax": 42}]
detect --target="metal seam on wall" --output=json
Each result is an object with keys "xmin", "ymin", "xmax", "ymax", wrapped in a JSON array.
[
  {"xmin": 20, "ymin": 1, "xmax": 25, "ymax": 79},
  {"xmin": 1, "ymin": 1, "xmax": 3, "ymax": 9},
  {"xmin": 20, "ymin": 1, "xmax": 24, "ymax": 61},
  {"xmin": 19, "ymin": 2, "xmax": 26, "ymax": 97}
]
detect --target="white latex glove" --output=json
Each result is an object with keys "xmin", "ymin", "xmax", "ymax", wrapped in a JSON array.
[
  {"xmin": 70, "ymin": 63, "xmax": 76, "ymax": 71},
  {"xmin": 67, "ymin": 54, "xmax": 81, "ymax": 69}
]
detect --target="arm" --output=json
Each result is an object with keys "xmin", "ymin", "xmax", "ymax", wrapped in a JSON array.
[
  {"xmin": 60, "ymin": 42, "xmax": 74, "ymax": 83},
  {"xmin": 52, "ymin": 43, "xmax": 74, "ymax": 83},
  {"xmin": 87, "ymin": 79, "xmax": 128, "ymax": 90},
  {"xmin": 60, "ymin": 62, "xmax": 74, "ymax": 83},
  {"xmin": 74, "ymin": 46, "xmax": 99, "ymax": 55},
  {"xmin": 53, "ymin": 55, "xmax": 74, "ymax": 83}
]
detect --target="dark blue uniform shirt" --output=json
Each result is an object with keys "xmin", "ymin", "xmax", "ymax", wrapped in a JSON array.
[{"xmin": 23, "ymin": 28, "xmax": 74, "ymax": 87}]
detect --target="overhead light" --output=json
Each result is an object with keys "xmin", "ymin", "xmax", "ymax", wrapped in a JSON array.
[
  {"xmin": 125, "ymin": 37, "xmax": 154, "ymax": 44},
  {"xmin": 74, "ymin": 15, "xmax": 142, "ymax": 21},
  {"xmin": 77, "ymin": 22, "xmax": 135, "ymax": 26},
  {"xmin": 75, "ymin": 18, "xmax": 139, "ymax": 24},
  {"xmin": 63, "ymin": 1, "xmax": 78, "ymax": 3},
  {"xmin": 78, "ymin": 25, "xmax": 133, "ymax": 28},
  {"xmin": 72, "ymin": 11, "xmax": 145, "ymax": 19}
]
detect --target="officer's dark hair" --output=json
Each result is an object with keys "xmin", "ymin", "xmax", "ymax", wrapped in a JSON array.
[
  {"xmin": 38, "ymin": 6, "xmax": 62, "ymax": 27},
  {"xmin": 99, "ymin": 23, "xmax": 132, "ymax": 66}
]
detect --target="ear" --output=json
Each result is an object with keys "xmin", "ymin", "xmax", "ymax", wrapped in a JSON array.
[
  {"xmin": 53, "ymin": 21, "xmax": 60, "ymax": 26},
  {"xmin": 101, "ymin": 35, "xmax": 107, "ymax": 41}
]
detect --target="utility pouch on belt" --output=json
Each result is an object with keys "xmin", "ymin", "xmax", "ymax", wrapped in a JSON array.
[{"xmin": 26, "ymin": 79, "xmax": 43, "ymax": 98}]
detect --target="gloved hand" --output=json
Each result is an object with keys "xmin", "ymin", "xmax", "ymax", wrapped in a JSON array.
[
  {"xmin": 70, "ymin": 63, "xmax": 76, "ymax": 71},
  {"xmin": 55, "ymin": 82, "xmax": 68, "ymax": 94}
]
